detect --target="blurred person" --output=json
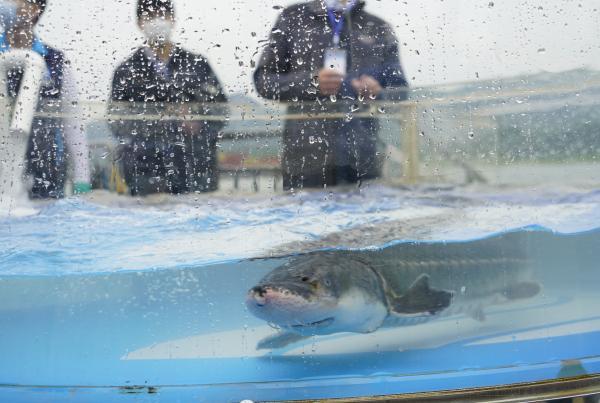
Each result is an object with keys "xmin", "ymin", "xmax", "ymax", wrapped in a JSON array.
[
  {"xmin": 0, "ymin": 0, "xmax": 91, "ymax": 197},
  {"xmin": 254, "ymin": 0, "xmax": 408, "ymax": 190},
  {"xmin": 110, "ymin": 0, "xmax": 227, "ymax": 196}
]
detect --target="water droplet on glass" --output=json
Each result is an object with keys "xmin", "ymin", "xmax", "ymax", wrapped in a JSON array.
[
  {"xmin": 296, "ymin": 57, "xmax": 304, "ymax": 66},
  {"xmin": 329, "ymin": 94, "xmax": 337, "ymax": 102}
]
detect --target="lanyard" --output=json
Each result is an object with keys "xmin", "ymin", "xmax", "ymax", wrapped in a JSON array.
[
  {"xmin": 326, "ymin": 0, "xmax": 356, "ymax": 46},
  {"xmin": 326, "ymin": 9, "xmax": 345, "ymax": 46}
]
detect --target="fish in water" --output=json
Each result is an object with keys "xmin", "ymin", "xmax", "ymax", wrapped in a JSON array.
[{"xmin": 246, "ymin": 235, "xmax": 541, "ymax": 350}]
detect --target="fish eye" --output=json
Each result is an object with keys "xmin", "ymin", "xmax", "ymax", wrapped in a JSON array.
[
  {"xmin": 301, "ymin": 276, "xmax": 310, "ymax": 282},
  {"xmin": 324, "ymin": 279, "xmax": 331, "ymax": 287}
]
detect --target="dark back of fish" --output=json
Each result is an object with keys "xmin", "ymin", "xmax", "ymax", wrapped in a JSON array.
[{"xmin": 353, "ymin": 231, "xmax": 533, "ymax": 299}]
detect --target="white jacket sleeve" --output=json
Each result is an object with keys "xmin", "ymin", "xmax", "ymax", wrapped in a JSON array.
[{"xmin": 61, "ymin": 64, "xmax": 90, "ymax": 184}]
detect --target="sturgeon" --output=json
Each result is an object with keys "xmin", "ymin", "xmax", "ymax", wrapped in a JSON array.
[{"xmin": 246, "ymin": 232, "xmax": 541, "ymax": 349}]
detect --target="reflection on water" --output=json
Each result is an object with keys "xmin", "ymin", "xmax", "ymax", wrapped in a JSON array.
[{"xmin": 0, "ymin": 228, "xmax": 599, "ymax": 401}]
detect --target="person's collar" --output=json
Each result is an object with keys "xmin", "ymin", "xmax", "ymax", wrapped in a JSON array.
[
  {"xmin": 309, "ymin": 0, "xmax": 365, "ymax": 15},
  {"xmin": 0, "ymin": 32, "xmax": 47, "ymax": 56},
  {"xmin": 0, "ymin": 33, "xmax": 9, "ymax": 53},
  {"xmin": 31, "ymin": 37, "xmax": 47, "ymax": 55},
  {"xmin": 142, "ymin": 43, "xmax": 177, "ymax": 64}
]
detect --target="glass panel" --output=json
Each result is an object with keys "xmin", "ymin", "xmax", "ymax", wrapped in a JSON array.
[{"xmin": 0, "ymin": 0, "xmax": 598, "ymax": 401}]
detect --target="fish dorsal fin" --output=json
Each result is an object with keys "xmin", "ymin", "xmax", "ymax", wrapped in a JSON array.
[{"xmin": 391, "ymin": 274, "xmax": 453, "ymax": 316}]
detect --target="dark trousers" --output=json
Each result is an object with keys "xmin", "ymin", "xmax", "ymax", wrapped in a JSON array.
[
  {"xmin": 26, "ymin": 124, "xmax": 66, "ymax": 199},
  {"xmin": 281, "ymin": 118, "xmax": 380, "ymax": 191},
  {"xmin": 282, "ymin": 164, "xmax": 378, "ymax": 190},
  {"xmin": 121, "ymin": 135, "xmax": 217, "ymax": 196}
]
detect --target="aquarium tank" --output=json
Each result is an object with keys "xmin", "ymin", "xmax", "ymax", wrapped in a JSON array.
[{"xmin": 0, "ymin": 0, "xmax": 599, "ymax": 402}]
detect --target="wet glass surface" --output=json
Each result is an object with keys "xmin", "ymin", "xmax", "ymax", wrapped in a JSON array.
[{"xmin": 0, "ymin": 0, "xmax": 599, "ymax": 401}]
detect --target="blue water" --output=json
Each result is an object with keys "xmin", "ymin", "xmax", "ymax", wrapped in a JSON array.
[{"xmin": 0, "ymin": 186, "xmax": 599, "ymax": 402}]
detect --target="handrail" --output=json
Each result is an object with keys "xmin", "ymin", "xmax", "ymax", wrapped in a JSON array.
[
  {"xmin": 27, "ymin": 77, "xmax": 600, "ymax": 122},
  {"xmin": 17, "ymin": 76, "xmax": 599, "ymax": 188}
]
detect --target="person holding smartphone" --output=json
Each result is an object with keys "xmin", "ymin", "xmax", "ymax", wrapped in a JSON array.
[{"xmin": 254, "ymin": 0, "xmax": 408, "ymax": 190}]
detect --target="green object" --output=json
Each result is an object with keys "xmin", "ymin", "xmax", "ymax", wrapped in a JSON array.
[
  {"xmin": 73, "ymin": 182, "xmax": 92, "ymax": 195},
  {"xmin": 557, "ymin": 360, "xmax": 587, "ymax": 378}
]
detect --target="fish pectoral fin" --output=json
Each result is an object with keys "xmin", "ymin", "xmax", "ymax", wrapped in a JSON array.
[
  {"xmin": 256, "ymin": 332, "xmax": 311, "ymax": 350},
  {"xmin": 391, "ymin": 274, "xmax": 453, "ymax": 316},
  {"xmin": 502, "ymin": 281, "xmax": 541, "ymax": 300}
]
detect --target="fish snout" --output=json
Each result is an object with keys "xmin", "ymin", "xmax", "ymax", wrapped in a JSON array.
[
  {"xmin": 248, "ymin": 285, "xmax": 270, "ymax": 307},
  {"xmin": 252, "ymin": 285, "xmax": 267, "ymax": 296}
]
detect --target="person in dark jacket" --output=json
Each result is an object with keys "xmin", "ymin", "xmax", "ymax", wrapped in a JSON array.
[
  {"xmin": 254, "ymin": 0, "xmax": 408, "ymax": 190},
  {"xmin": 110, "ymin": 0, "xmax": 227, "ymax": 196},
  {"xmin": 1, "ymin": 0, "xmax": 91, "ymax": 198}
]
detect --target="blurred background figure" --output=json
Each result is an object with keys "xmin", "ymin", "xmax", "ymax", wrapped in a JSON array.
[
  {"xmin": 110, "ymin": 0, "xmax": 227, "ymax": 196},
  {"xmin": 254, "ymin": 0, "xmax": 407, "ymax": 190},
  {"xmin": 0, "ymin": 0, "xmax": 91, "ymax": 198}
]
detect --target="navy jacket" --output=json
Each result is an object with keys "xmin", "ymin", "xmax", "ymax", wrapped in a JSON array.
[
  {"xmin": 254, "ymin": 1, "xmax": 408, "ymax": 189},
  {"xmin": 110, "ymin": 46, "xmax": 227, "ymax": 194}
]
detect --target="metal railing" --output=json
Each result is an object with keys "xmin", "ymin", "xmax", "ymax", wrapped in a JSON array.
[{"xmin": 20, "ymin": 76, "xmax": 600, "ymax": 191}]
